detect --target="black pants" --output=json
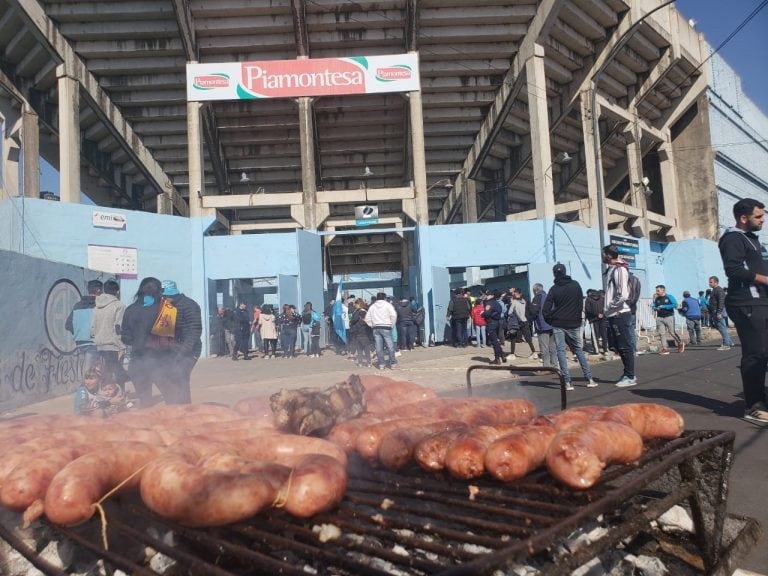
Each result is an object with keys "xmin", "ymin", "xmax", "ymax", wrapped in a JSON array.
[
  {"xmin": 486, "ymin": 322, "xmax": 504, "ymax": 360},
  {"xmin": 590, "ymin": 318, "xmax": 610, "ymax": 354},
  {"xmin": 128, "ymin": 351, "xmax": 195, "ymax": 406},
  {"xmin": 510, "ymin": 322, "xmax": 535, "ymax": 355},
  {"xmin": 233, "ymin": 327, "xmax": 250, "ymax": 358},
  {"xmin": 727, "ymin": 304, "xmax": 768, "ymax": 410},
  {"xmin": 99, "ymin": 350, "xmax": 128, "ymax": 386},
  {"xmin": 452, "ymin": 318, "xmax": 468, "ymax": 346}
]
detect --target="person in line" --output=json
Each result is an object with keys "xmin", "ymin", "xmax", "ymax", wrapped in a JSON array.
[
  {"xmin": 300, "ymin": 302, "xmax": 320, "ymax": 356},
  {"xmin": 718, "ymin": 198, "xmax": 768, "ymax": 424},
  {"xmin": 708, "ymin": 276, "xmax": 733, "ymax": 350},
  {"xmin": 529, "ymin": 283, "xmax": 557, "ymax": 368},
  {"xmin": 66, "ymin": 279, "xmax": 103, "ymax": 373},
  {"xmin": 584, "ymin": 289, "xmax": 609, "ymax": 357},
  {"xmin": 365, "ymin": 292, "xmax": 399, "ymax": 370},
  {"xmin": 278, "ymin": 304, "xmax": 301, "ymax": 358},
  {"xmin": 680, "ymin": 290, "xmax": 702, "ymax": 346},
  {"xmin": 210, "ymin": 307, "xmax": 229, "ymax": 357},
  {"xmin": 542, "ymin": 264, "xmax": 596, "ymax": 391},
  {"xmin": 470, "ymin": 297, "xmax": 486, "ymax": 348},
  {"xmin": 348, "ymin": 298, "xmax": 373, "ymax": 366},
  {"xmin": 507, "ymin": 288, "xmax": 537, "ymax": 359},
  {"xmin": 482, "ymin": 291, "xmax": 506, "ymax": 365},
  {"xmin": 396, "ymin": 297, "xmax": 416, "ymax": 351},
  {"xmin": 602, "ymin": 245, "xmax": 637, "ymax": 387},
  {"xmin": 251, "ymin": 305, "xmax": 262, "ymax": 352},
  {"xmin": 231, "ymin": 302, "xmax": 252, "ymax": 361},
  {"xmin": 447, "ymin": 289, "xmax": 471, "ymax": 347},
  {"xmin": 652, "ymin": 285, "xmax": 684, "ymax": 355},
  {"xmin": 259, "ymin": 305, "xmax": 278, "ymax": 358},
  {"xmin": 91, "ymin": 279, "xmax": 128, "ymax": 387},
  {"xmin": 698, "ymin": 290, "xmax": 710, "ymax": 328}
]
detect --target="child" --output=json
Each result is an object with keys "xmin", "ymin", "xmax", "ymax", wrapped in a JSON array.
[
  {"xmin": 74, "ymin": 367, "xmax": 106, "ymax": 417},
  {"xmin": 99, "ymin": 381, "xmax": 134, "ymax": 414}
]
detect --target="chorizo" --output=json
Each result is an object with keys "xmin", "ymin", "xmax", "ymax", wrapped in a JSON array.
[
  {"xmin": 355, "ymin": 417, "xmax": 446, "ymax": 461},
  {"xmin": 413, "ymin": 428, "xmax": 472, "ymax": 472},
  {"xmin": 545, "ymin": 421, "xmax": 643, "ymax": 489},
  {"xmin": 280, "ymin": 454, "xmax": 348, "ymax": 518},
  {"xmin": 326, "ymin": 415, "xmax": 386, "ymax": 452},
  {"xmin": 533, "ymin": 406, "xmax": 608, "ymax": 430},
  {"xmin": 600, "ymin": 403, "xmax": 684, "ymax": 439},
  {"xmin": 444, "ymin": 425, "xmax": 522, "ymax": 480},
  {"xmin": 364, "ymin": 382, "xmax": 437, "ymax": 414},
  {"xmin": 233, "ymin": 433, "xmax": 348, "ymax": 467},
  {"xmin": 484, "ymin": 426, "xmax": 558, "ymax": 482},
  {"xmin": 377, "ymin": 421, "xmax": 468, "ymax": 470}
]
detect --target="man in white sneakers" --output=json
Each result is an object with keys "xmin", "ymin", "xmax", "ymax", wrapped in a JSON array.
[
  {"xmin": 602, "ymin": 245, "xmax": 637, "ymax": 388},
  {"xmin": 365, "ymin": 292, "xmax": 399, "ymax": 370}
]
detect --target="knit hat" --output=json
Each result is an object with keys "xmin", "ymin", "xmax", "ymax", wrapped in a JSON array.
[{"xmin": 552, "ymin": 263, "xmax": 567, "ymax": 278}]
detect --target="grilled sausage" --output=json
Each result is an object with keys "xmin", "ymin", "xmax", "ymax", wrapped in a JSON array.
[
  {"xmin": 326, "ymin": 415, "xmax": 386, "ymax": 452},
  {"xmin": 355, "ymin": 417, "xmax": 447, "ymax": 460},
  {"xmin": 533, "ymin": 406, "xmax": 608, "ymax": 430},
  {"xmin": 43, "ymin": 441, "xmax": 165, "ymax": 526},
  {"xmin": 377, "ymin": 421, "xmax": 468, "ymax": 470},
  {"xmin": 413, "ymin": 428, "xmax": 473, "ymax": 472},
  {"xmin": 444, "ymin": 425, "xmax": 522, "ymax": 480},
  {"xmin": 484, "ymin": 426, "xmax": 558, "ymax": 482},
  {"xmin": 364, "ymin": 382, "xmax": 438, "ymax": 414},
  {"xmin": 545, "ymin": 421, "xmax": 643, "ymax": 489},
  {"xmin": 233, "ymin": 433, "xmax": 348, "ymax": 467},
  {"xmin": 600, "ymin": 403, "xmax": 684, "ymax": 439},
  {"xmin": 280, "ymin": 454, "xmax": 348, "ymax": 518}
]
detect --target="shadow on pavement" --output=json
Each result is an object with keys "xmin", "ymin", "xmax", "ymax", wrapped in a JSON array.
[{"xmin": 629, "ymin": 387, "xmax": 744, "ymax": 418}]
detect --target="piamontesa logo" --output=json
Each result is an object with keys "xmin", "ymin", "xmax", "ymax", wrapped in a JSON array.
[
  {"xmin": 376, "ymin": 65, "xmax": 412, "ymax": 82},
  {"xmin": 193, "ymin": 73, "xmax": 230, "ymax": 90},
  {"xmin": 238, "ymin": 59, "xmax": 366, "ymax": 98}
]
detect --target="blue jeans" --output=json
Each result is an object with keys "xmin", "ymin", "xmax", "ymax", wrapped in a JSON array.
[
  {"xmin": 300, "ymin": 324, "xmax": 312, "ymax": 354},
  {"xmin": 475, "ymin": 325, "xmax": 486, "ymax": 346},
  {"xmin": 553, "ymin": 326, "xmax": 592, "ymax": 383},
  {"xmin": 714, "ymin": 315, "xmax": 734, "ymax": 346},
  {"xmin": 373, "ymin": 327, "xmax": 398, "ymax": 368},
  {"xmin": 281, "ymin": 327, "xmax": 297, "ymax": 357},
  {"xmin": 608, "ymin": 312, "xmax": 635, "ymax": 378}
]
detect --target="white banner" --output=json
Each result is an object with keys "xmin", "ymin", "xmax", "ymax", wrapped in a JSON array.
[
  {"xmin": 87, "ymin": 245, "xmax": 138, "ymax": 279},
  {"xmin": 187, "ymin": 53, "xmax": 420, "ymax": 102},
  {"xmin": 92, "ymin": 210, "xmax": 127, "ymax": 230}
]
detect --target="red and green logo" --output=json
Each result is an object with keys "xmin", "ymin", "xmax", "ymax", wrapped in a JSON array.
[
  {"xmin": 376, "ymin": 65, "xmax": 412, "ymax": 82},
  {"xmin": 193, "ymin": 73, "xmax": 230, "ymax": 90}
]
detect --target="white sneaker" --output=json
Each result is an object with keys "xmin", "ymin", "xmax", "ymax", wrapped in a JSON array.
[
  {"xmin": 395, "ymin": 351, "xmax": 402, "ymax": 357},
  {"xmin": 529, "ymin": 352, "xmax": 539, "ymax": 359},
  {"xmin": 615, "ymin": 376, "xmax": 637, "ymax": 388},
  {"xmin": 564, "ymin": 382, "xmax": 574, "ymax": 391},
  {"xmin": 586, "ymin": 379, "xmax": 598, "ymax": 388}
]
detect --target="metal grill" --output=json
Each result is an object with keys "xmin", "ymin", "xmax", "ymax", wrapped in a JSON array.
[{"xmin": 0, "ymin": 429, "xmax": 760, "ymax": 576}]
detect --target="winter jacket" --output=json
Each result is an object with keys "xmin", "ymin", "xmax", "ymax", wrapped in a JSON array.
[
  {"xmin": 447, "ymin": 295, "xmax": 471, "ymax": 320},
  {"xmin": 233, "ymin": 308, "xmax": 252, "ymax": 336},
  {"xmin": 603, "ymin": 262, "xmax": 632, "ymax": 317},
  {"xmin": 481, "ymin": 298, "xmax": 503, "ymax": 327},
  {"xmin": 278, "ymin": 312, "xmax": 302, "ymax": 332},
  {"xmin": 121, "ymin": 299, "xmax": 161, "ymax": 355},
  {"xmin": 470, "ymin": 303, "xmax": 486, "ymax": 327},
  {"xmin": 584, "ymin": 291, "xmax": 605, "ymax": 323},
  {"xmin": 349, "ymin": 308, "xmax": 374, "ymax": 344},
  {"xmin": 681, "ymin": 296, "xmax": 701, "ymax": 319},
  {"xmin": 507, "ymin": 299, "xmax": 528, "ymax": 325},
  {"xmin": 719, "ymin": 227, "xmax": 768, "ymax": 307},
  {"xmin": 709, "ymin": 286, "xmax": 726, "ymax": 315},
  {"xmin": 365, "ymin": 300, "xmax": 398, "ymax": 328},
  {"xmin": 259, "ymin": 314, "xmax": 278, "ymax": 339},
  {"xmin": 652, "ymin": 294, "xmax": 678, "ymax": 318},
  {"xmin": 396, "ymin": 301, "xmax": 414, "ymax": 323},
  {"xmin": 530, "ymin": 290, "xmax": 553, "ymax": 333},
  {"xmin": 542, "ymin": 275, "xmax": 584, "ymax": 329},
  {"xmin": 91, "ymin": 293, "xmax": 126, "ymax": 352},
  {"xmin": 66, "ymin": 295, "xmax": 97, "ymax": 345},
  {"xmin": 166, "ymin": 294, "xmax": 202, "ymax": 359}
]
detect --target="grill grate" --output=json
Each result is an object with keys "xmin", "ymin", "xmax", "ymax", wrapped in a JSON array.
[{"xmin": 0, "ymin": 430, "xmax": 760, "ymax": 576}]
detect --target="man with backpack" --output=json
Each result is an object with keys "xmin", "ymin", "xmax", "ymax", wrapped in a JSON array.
[
  {"xmin": 602, "ymin": 245, "xmax": 637, "ymax": 387},
  {"xmin": 447, "ymin": 288, "xmax": 471, "ymax": 347}
]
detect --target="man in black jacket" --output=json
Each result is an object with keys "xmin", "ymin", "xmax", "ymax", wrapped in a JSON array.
[
  {"xmin": 718, "ymin": 198, "xmax": 768, "ymax": 423},
  {"xmin": 231, "ymin": 302, "xmax": 252, "ymax": 361},
  {"xmin": 447, "ymin": 289, "xmax": 471, "ymax": 347},
  {"xmin": 708, "ymin": 276, "xmax": 733, "ymax": 350},
  {"xmin": 542, "ymin": 264, "xmax": 596, "ymax": 391},
  {"xmin": 584, "ymin": 289, "xmax": 609, "ymax": 356},
  {"xmin": 159, "ymin": 280, "xmax": 202, "ymax": 404}
]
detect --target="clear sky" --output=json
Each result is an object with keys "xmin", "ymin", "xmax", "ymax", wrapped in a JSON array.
[{"xmin": 676, "ymin": 0, "xmax": 768, "ymax": 114}]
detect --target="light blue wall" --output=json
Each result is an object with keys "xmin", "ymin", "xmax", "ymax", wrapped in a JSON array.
[{"xmin": 203, "ymin": 232, "xmax": 298, "ymax": 279}]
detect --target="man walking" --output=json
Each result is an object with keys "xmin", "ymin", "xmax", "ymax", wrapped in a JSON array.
[
  {"xmin": 718, "ymin": 198, "xmax": 768, "ymax": 424},
  {"xmin": 91, "ymin": 279, "xmax": 128, "ymax": 386},
  {"xmin": 708, "ymin": 276, "xmax": 733, "ymax": 350},
  {"xmin": 602, "ymin": 245, "xmax": 637, "ymax": 387},
  {"xmin": 680, "ymin": 291, "xmax": 702, "ymax": 345},
  {"xmin": 365, "ymin": 292, "xmax": 399, "ymax": 370},
  {"xmin": 447, "ymin": 289, "xmax": 471, "ymax": 347},
  {"xmin": 652, "ymin": 285, "xmax": 684, "ymax": 355},
  {"xmin": 542, "ymin": 264, "xmax": 596, "ymax": 391},
  {"xmin": 231, "ymin": 302, "xmax": 252, "ymax": 360},
  {"xmin": 529, "ymin": 283, "xmax": 557, "ymax": 368}
]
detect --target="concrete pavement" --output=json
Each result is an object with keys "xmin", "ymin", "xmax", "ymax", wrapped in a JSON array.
[{"xmin": 4, "ymin": 328, "xmax": 765, "ymax": 572}]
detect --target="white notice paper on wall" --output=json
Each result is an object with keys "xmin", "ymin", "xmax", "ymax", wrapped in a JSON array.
[
  {"xmin": 92, "ymin": 210, "xmax": 127, "ymax": 230},
  {"xmin": 87, "ymin": 245, "xmax": 138, "ymax": 279}
]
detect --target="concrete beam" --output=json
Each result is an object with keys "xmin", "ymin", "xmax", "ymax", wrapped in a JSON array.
[
  {"xmin": 317, "ymin": 187, "xmax": 414, "ymax": 204},
  {"xmin": 13, "ymin": 0, "xmax": 186, "ymax": 215},
  {"xmin": 231, "ymin": 220, "xmax": 299, "ymax": 232},
  {"xmin": 202, "ymin": 193, "xmax": 303, "ymax": 209}
]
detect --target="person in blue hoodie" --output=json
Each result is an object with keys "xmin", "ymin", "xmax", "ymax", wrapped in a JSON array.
[
  {"xmin": 66, "ymin": 279, "xmax": 103, "ymax": 373},
  {"xmin": 680, "ymin": 290, "xmax": 702, "ymax": 345},
  {"xmin": 652, "ymin": 285, "xmax": 683, "ymax": 355}
]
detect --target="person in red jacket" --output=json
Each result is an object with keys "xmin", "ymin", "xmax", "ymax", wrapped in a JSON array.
[{"xmin": 471, "ymin": 299, "xmax": 487, "ymax": 347}]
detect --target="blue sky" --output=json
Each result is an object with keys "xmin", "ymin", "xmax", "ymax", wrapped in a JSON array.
[
  {"xmin": 676, "ymin": 0, "xmax": 768, "ymax": 113},
  {"xmin": 41, "ymin": 1, "xmax": 767, "ymax": 195}
]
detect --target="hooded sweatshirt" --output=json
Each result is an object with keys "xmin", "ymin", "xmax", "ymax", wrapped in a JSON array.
[
  {"xmin": 718, "ymin": 226, "xmax": 768, "ymax": 307},
  {"xmin": 91, "ymin": 293, "xmax": 126, "ymax": 352},
  {"xmin": 542, "ymin": 274, "xmax": 584, "ymax": 329},
  {"xmin": 584, "ymin": 291, "xmax": 605, "ymax": 322},
  {"xmin": 603, "ymin": 261, "xmax": 631, "ymax": 317}
]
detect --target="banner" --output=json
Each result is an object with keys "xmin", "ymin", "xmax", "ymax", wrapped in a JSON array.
[
  {"xmin": 187, "ymin": 54, "xmax": 420, "ymax": 102},
  {"xmin": 332, "ymin": 282, "xmax": 348, "ymax": 344}
]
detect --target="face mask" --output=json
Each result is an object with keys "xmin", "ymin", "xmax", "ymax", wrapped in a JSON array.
[{"xmin": 143, "ymin": 295, "xmax": 155, "ymax": 307}]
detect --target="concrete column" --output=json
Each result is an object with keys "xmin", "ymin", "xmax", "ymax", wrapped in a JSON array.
[
  {"xmin": 21, "ymin": 104, "xmax": 39, "ymax": 198},
  {"xmin": 408, "ymin": 82, "xmax": 429, "ymax": 224},
  {"xmin": 579, "ymin": 90, "xmax": 601, "ymax": 228},
  {"xmin": 658, "ymin": 136, "xmax": 680, "ymax": 229},
  {"xmin": 298, "ymin": 96, "xmax": 318, "ymax": 229},
  {"xmin": 527, "ymin": 43, "xmax": 554, "ymax": 219},
  {"xmin": 187, "ymin": 100, "xmax": 204, "ymax": 217},
  {"xmin": 463, "ymin": 177, "xmax": 478, "ymax": 223},
  {"xmin": 624, "ymin": 119, "xmax": 648, "ymax": 237},
  {"xmin": 57, "ymin": 68, "xmax": 80, "ymax": 204}
]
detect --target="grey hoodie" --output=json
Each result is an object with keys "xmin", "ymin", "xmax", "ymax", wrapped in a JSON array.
[{"xmin": 91, "ymin": 293, "xmax": 126, "ymax": 352}]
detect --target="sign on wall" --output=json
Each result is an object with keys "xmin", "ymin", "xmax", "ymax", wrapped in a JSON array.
[
  {"xmin": 92, "ymin": 210, "xmax": 127, "ymax": 230},
  {"xmin": 355, "ymin": 205, "xmax": 379, "ymax": 227},
  {"xmin": 610, "ymin": 234, "xmax": 639, "ymax": 268},
  {"xmin": 187, "ymin": 54, "xmax": 420, "ymax": 102},
  {"xmin": 87, "ymin": 245, "xmax": 138, "ymax": 278}
]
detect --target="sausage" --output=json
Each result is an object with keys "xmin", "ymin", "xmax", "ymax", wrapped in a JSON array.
[
  {"xmin": 326, "ymin": 415, "xmax": 386, "ymax": 452},
  {"xmin": 233, "ymin": 433, "xmax": 348, "ymax": 467},
  {"xmin": 413, "ymin": 428, "xmax": 473, "ymax": 472},
  {"xmin": 382, "ymin": 398, "xmax": 536, "ymax": 426},
  {"xmin": 155, "ymin": 418, "xmax": 276, "ymax": 445},
  {"xmin": 600, "ymin": 403, "xmax": 684, "ymax": 439},
  {"xmin": 364, "ymin": 382, "xmax": 438, "ymax": 414},
  {"xmin": 444, "ymin": 425, "xmax": 522, "ymax": 480},
  {"xmin": 232, "ymin": 396, "xmax": 277, "ymax": 428},
  {"xmin": 355, "ymin": 417, "xmax": 448, "ymax": 460},
  {"xmin": 533, "ymin": 406, "xmax": 608, "ymax": 430},
  {"xmin": 377, "ymin": 421, "xmax": 468, "ymax": 470},
  {"xmin": 140, "ymin": 444, "xmax": 290, "ymax": 527},
  {"xmin": 545, "ymin": 421, "xmax": 643, "ymax": 489},
  {"xmin": 44, "ymin": 441, "xmax": 165, "ymax": 526},
  {"xmin": 484, "ymin": 426, "xmax": 558, "ymax": 482},
  {"xmin": 280, "ymin": 454, "xmax": 348, "ymax": 518}
]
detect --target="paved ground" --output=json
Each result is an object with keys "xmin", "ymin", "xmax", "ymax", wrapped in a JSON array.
[{"xmin": 5, "ymin": 327, "xmax": 766, "ymax": 572}]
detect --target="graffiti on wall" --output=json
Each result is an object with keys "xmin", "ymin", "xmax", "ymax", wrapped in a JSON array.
[{"xmin": 1, "ymin": 279, "xmax": 86, "ymax": 400}]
